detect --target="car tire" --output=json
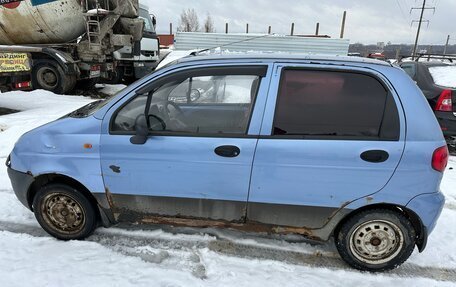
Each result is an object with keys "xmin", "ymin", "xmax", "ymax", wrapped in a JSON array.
[
  {"xmin": 33, "ymin": 184, "xmax": 98, "ymax": 240},
  {"xmin": 335, "ymin": 209, "xmax": 416, "ymax": 272}
]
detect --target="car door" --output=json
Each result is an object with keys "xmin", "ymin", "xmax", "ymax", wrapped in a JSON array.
[
  {"xmin": 100, "ymin": 64, "xmax": 270, "ymax": 222},
  {"xmin": 247, "ymin": 64, "xmax": 406, "ymax": 229}
]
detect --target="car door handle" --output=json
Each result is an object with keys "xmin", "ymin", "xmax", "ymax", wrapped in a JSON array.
[
  {"xmin": 360, "ymin": 150, "xmax": 389, "ymax": 163},
  {"xmin": 215, "ymin": 145, "xmax": 241, "ymax": 158}
]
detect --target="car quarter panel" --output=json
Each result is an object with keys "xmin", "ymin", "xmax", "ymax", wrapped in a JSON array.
[{"xmin": 9, "ymin": 116, "xmax": 105, "ymax": 201}]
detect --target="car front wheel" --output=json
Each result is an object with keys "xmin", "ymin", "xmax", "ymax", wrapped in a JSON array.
[
  {"xmin": 336, "ymin": 209, "xmax": 416, "ymax": 272},
  {"xmin": 33, "ymin": 184, "xmax": 98, "ymax": 240}
]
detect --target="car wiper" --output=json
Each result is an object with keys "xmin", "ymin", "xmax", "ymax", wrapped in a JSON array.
[{"xmin": 68, "ymin": 100, "xmax": 104, "ymax": 118}]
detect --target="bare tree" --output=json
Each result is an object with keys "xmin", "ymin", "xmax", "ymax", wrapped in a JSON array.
[
  {"xmin": 178, "ymin": 8, "xmax": 200, "ymax": 32},
  {"xmin": 203, "ymin": 13, "xmax": 215, "ymax": 33}
]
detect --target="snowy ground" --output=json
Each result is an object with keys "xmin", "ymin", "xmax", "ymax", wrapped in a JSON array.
[{"xmin": 0, "ymin": 90, "xmax": 456, "ymax": 286}]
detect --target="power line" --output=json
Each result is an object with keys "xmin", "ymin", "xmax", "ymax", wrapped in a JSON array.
[
  {"xmin": 411, "ymin": 0, "xmax": 436, "ymax": 59},
  {"xmin": 396, "ymin": 0, "xmax": 406, "ymax": 19},
  {"xmin": 396, "ymin": 0, "xmax": 409, "ymax": 24}
]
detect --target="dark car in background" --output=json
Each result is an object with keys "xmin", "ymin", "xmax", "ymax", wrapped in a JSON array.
[{"xmin": 400, "ymin": 60, "xmax": 456, "ymax": 152}]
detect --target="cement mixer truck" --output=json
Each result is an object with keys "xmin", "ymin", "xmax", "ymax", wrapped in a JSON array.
[{"xmin": 0, "ymin": 0, "xmax": 159, "ymax": 94}]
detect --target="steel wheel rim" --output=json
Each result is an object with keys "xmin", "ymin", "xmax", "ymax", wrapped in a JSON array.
[
  {"xmin": 41, "ymin": 193, "xmax": 85, "ymax": 234},
  {"xmin": 349, "ymin": 220, "xmax": 404, "ymax": 265},
  {"xmin": 37, "ymin": 67, "xmax": 58, "ymax": 90}
]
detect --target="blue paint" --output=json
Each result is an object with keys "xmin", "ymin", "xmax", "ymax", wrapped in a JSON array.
[
  {"xmin": 30, "ymin": 0, "xmax": 56, "ymax": 6},
  {"xmin": 8, "ymin": 55, "xmax": 446, "ymax": 251}
]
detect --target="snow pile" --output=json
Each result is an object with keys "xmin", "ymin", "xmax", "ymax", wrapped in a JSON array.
[
  {"xmin": 0, "ymin": 90, "xmax": 456, "ymax": 286},
  {"xmin": 429, "ymin": 66, "xmax": 456, "ymax": 88}
]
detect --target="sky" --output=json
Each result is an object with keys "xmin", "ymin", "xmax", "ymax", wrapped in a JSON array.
[{"xmin": 144, "ymin": 0, "xmax": 456, "ymax": 45}]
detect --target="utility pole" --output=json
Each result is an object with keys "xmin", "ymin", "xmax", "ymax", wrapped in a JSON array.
[
  {"xmin": 315, "ymin": 23, "xmax": 320, "ymax": 36},
  {"xmin": 411, "ymin": 0, "xmax": 435, "ymax": 60},
  {"xmin": 444, "ymin": 35, "xmax": 450, "ymax": 55},
  {"xmin": 340, "ymin": 11, "xmax": 347, "ymax": 39}
]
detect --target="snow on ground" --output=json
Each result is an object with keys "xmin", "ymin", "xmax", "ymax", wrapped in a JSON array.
[
  {"xmin": 429, "ymin": 65, "xmax": 456, "ymax": 88},
  {"xmin": 95, "ymin": 84, "xmax": 127, "ymax": 96},
  {"xmin": 0, "ymin": 90, "xmax": 456, "ymax": 286}
]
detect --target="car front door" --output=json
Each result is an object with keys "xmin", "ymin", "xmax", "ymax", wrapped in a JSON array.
[
  {"xmin": 248, "ymin": 64, "xmax": 406, "ymax": 229},
  {"xmin": 100, "ymin": 64, "xmax": 270, "ymax": 223}
]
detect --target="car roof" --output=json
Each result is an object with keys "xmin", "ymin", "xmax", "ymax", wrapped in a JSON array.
[
  {"xmin": 419, "ymin": 61, "xmax": 455, "ymax": 67},
  {"xmin": 173, "ymin": 53, "xmax": 393, "ymax": 67}
]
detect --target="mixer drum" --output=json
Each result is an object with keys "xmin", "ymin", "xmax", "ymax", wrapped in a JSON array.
[{"xmin": 0, "ymin": 0, "xmax": 86, "ymax": 45}]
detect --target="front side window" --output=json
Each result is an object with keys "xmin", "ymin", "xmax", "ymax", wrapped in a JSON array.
[
  {"xmin": 273, "ymin": 69, "xmax": 400, "ymax": 140},
  {"xmin": 112, "ymin": 72, "xmax": 261, "ymax": 135}
]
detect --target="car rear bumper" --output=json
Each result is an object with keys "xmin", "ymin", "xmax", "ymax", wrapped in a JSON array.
[
  {"xmin": 435, "ymin": 111, "xmax": 456, "ymax": 136},
  {"xmin": 406, "ymin": 191, "xmax": 445, "ymax": 251},
  {"xmin": 7, "ymin": 167, "xmax": 34, "ymax": 210}
]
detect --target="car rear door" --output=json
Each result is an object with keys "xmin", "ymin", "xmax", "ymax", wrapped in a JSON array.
[{"xmin": 247, "ymin": 63, "xmax": 406, "ymax": 229}]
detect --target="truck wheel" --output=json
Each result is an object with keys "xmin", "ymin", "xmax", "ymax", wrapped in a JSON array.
[
  {"xmin": 103, "ymin": 66, "xmax": 124, "ymax": 85},
  {"xmin": 335, "ymin": 209, "xmax": 416, "ymax": 272},
  {"xmin": 32, "ymin": 60, "xmax": 75, "ymax": 94},
  {"xmin": 33, "ymin": 183, "xmax": 98, "ymax": 240}
]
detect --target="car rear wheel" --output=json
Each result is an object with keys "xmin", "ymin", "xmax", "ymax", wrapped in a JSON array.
[
  {"xmin": 33, "ymin": 184, "xmax": 98, "ymax": 240},
  {"xmin": 335, "ymin": 209, "xmax": 416, "ymax": 272}
]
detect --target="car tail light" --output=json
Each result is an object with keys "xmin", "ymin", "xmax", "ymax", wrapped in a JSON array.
[
  {"xmin": 435, "ymin": 89, "xmax": 453, "ymax": 112},
  {"xmin": 432, "ymin": 146, "xmax": 449, "ymax": 172}
]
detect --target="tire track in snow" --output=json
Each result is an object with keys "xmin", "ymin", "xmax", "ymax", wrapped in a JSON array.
[{"xmin": 0, "ymin": 220, "xmax": 455, "ymax": 282}]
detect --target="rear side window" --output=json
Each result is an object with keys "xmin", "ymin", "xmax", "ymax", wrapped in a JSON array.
[
  {"xmin": 401, "ymin": 63, "xmax": 417, "ymax": 78},
  {"xmin": 273, "ymin": 69, "xmax": 400, "ymax": 140}
]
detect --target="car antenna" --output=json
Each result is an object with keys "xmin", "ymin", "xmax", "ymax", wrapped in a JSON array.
[{"xmin": 189, "ymin": 33, "xmax": 276, "ymax": 56}]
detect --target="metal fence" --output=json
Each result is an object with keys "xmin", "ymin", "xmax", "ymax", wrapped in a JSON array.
[{"xmin": 174, "ymin": 32, "xmax": 350, "ymax": 55}]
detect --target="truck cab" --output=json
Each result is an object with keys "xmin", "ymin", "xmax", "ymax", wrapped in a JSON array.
[{"xmin": 112, "ymin": 4, "xmax": 160, "ymax": 83}]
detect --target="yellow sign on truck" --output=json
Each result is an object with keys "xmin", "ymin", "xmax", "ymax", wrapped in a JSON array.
[{"xmin": 0, "ymin": 52, "xmax": 31, "ymax": 73}]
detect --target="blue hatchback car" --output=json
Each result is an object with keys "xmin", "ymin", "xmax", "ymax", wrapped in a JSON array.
[{"xmin": 7, "ymin": 54, "xmax": 447, "ymax": 271}]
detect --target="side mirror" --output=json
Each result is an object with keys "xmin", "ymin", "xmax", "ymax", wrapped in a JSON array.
[
  {"xmin": 151, "ymin": 14, "xmax": 157, "ymax": 27},
  {"xmin": 130, "ymin": 114, "xmax": 148, "ymax": 145}
]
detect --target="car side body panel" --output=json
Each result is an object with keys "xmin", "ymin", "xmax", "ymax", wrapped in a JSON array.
[{"xmin": 6, "ymin": 56, "xmax": 446, "ymax": 245}]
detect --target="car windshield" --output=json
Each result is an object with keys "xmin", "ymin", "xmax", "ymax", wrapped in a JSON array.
[
  {"xmin": 139, "ymin": 8, "xmax": 155, "ymax": 33},
  {"xmin": 429, "ymin": 65, "xmax": 456, "ymax": 88}
]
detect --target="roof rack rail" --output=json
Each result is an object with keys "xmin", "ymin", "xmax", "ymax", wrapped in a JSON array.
[{"xmin": 414, "ymin": 53, "xmax": 456, "ymax": 63}]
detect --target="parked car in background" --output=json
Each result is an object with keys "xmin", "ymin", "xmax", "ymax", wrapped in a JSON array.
[
  {"xmin": 400, "ymin": 60, "xmax": 456, "ymax": 153},
  {"xmin": 7, "ymin": 54, "xmax": 446, "ymax": 272}
]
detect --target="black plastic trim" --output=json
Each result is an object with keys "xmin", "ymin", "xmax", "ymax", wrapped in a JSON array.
[{"xmin": 7, "ymin": 168, "xmax": 34, "ymax": 210}]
